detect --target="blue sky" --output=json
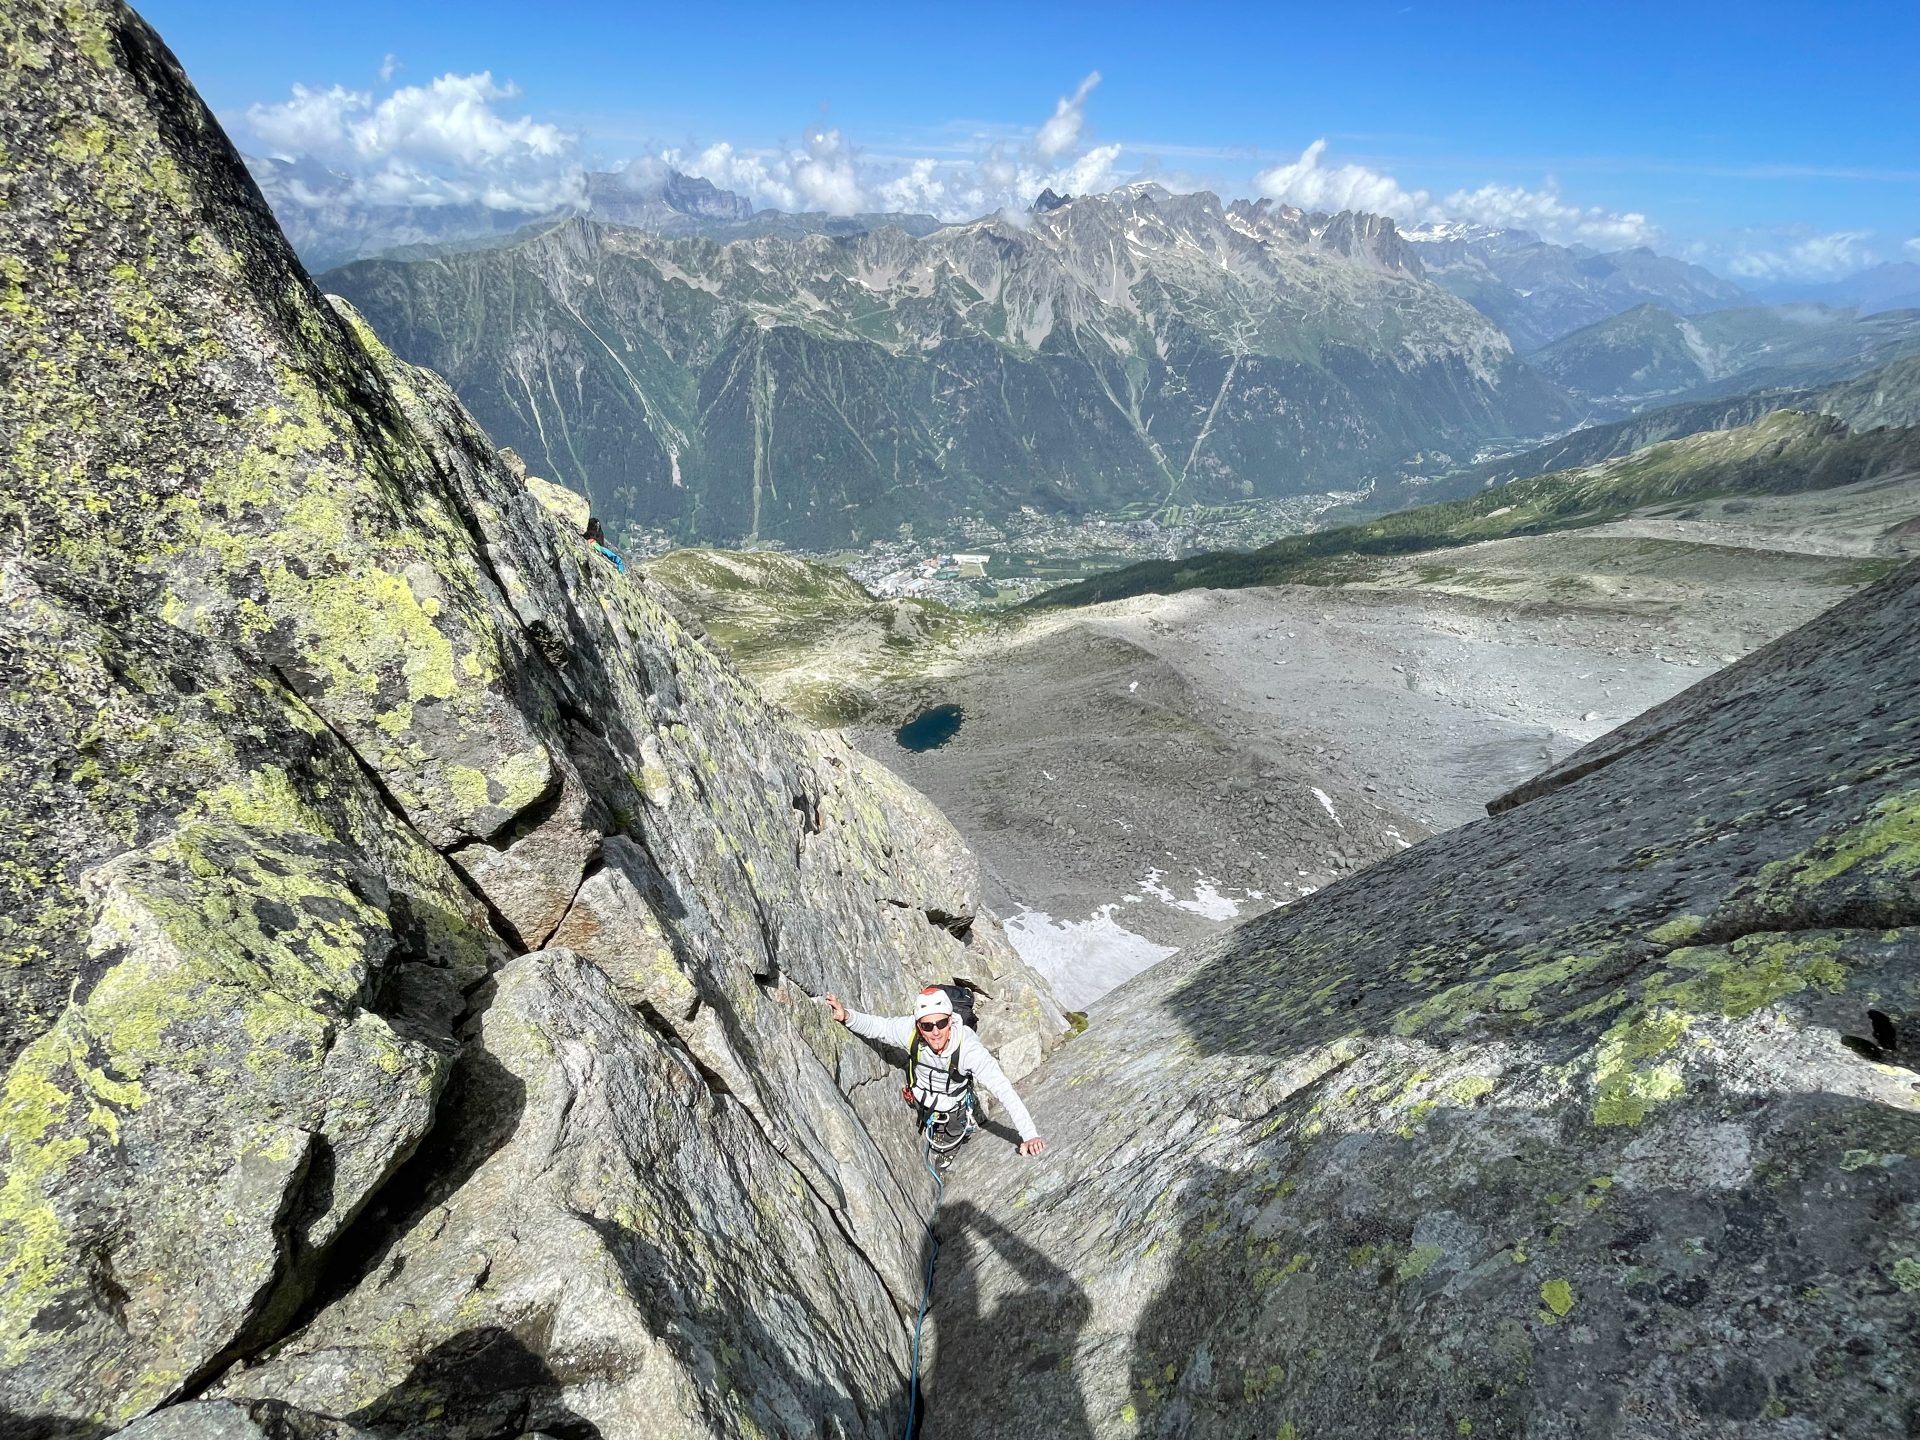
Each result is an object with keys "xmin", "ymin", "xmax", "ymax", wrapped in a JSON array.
[{"xmin": 139, "ymin": 0, "xmax": 1920, "ymax": 280}]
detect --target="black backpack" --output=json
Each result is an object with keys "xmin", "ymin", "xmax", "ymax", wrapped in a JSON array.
[{"xmin": 933, "ymin": 982, "xmax": 979, "ymax": 1032}]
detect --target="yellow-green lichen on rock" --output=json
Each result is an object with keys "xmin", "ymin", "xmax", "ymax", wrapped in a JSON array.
[
  {"xmin": 1735, "ymin": 788, "xmax": 1920, "ymax": 925},
  {"xmin": 4, "ymin": 3, "xmax": 1070, "ymax": 1435},
  {"xmin": 1, "ymin": 822, "xmax": 446, "ymax": 1423},
  {"xmin": 1, "ymin": 0, "xmax": 555, "ymax": 851}
]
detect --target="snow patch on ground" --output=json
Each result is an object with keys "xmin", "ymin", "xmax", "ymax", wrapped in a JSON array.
[
  {"xmin": 1311, "ymin": 787, "xmax": 1341, "ymax": 825},
  {"xmin": 1138, "ymin": 867, "xmax": 1245, "ymax": 920},
  {"xmin": 1004, "ymin": 907, "xmax": 1179, "ymax": 1010}
]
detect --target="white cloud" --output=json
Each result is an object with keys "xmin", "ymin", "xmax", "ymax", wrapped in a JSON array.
[
  {"xmin": 876, "ymin": 158, "xmax": 945, "ymax": 214},
  {"xmin": 663, "ymin": 75, "xmax": 1127, "ymax": 221},
  {"xmin": 1709, "ymin": 228, "xmax": 1880, "ymax": 282},
  {"xmin": 1035, "ymin": 72, "xmax": 1100, "ymax": 161},
  {"xmin": 1254, "ymin": 139, "xmax": 1660, "ymax": 251},
  {"xmin": 1253, "ymin": 140, "xmax": 1433, "ymax": 220},
  {"xmin": 659, "ymin": 141, "xmax": 799, "ymax": 211},
  {"xmin": 354, "ymin": 73, "xmax": 570, "ymax": 165},
  {"xmin": 244, "ymin": 71, "xmax": 583, "ymax": 212},
  {"xmin": 1441, "ymin": 180, "xmax": 1658, "ymax": 248},
  {"xmin": 654, "ymin": 133, "xmax": 872, "ymax": 215},
  {"xmin": 791, "ymin": 126, "xmax": 866, "ymax": 214},
  {"xmin": 1905, "ymin": 236, "xmax": 1920, "ymax": 259},
  {"xmin": 245, "ymin": 62, "xmax": 1132, "ymax": 227},
  {"xmin": 1056, "ymin": 143, "xmax": 1124, "ymax": 197},
  {"xmin": 248, "ymin": 83, "xmax": 367, "ymax": 159}
]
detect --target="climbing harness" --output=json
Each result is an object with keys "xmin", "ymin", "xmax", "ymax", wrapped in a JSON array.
[
  {"xmin": 908, "ymin": 1026, "xmax": 969, "ymax": 1104},
  {"xmin": 903, "ymin": 1092, "xmax": 972, "ymax": 1440}
]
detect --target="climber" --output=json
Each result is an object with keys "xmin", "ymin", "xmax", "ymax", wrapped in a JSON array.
[
  {"xmin": 824, "ymin": 986, "xmax": 1048, "ymax": 1161},
  {"xmin": 583, "ymin": 516, "xmax": 626, "ymax": 574}
]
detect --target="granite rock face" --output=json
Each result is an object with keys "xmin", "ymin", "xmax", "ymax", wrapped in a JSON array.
[
  {"xmin": 118, "ymin": 1400, "xmax": 375, "ymax": 1440},
  {"xmin": 12, "ymin": 5, "xmax": 1919, "ymax": 1440},
  {"xmin": 0, "ymin": 3, "xmax": 1060, "ymax": 1436},
  {"xmin": 218, "ymin": 950, "xmax": 915, "ymax": 1438},
  {"xmin": 934, "ymin": 558, "xmax": 1920, "ymax": 1438}
]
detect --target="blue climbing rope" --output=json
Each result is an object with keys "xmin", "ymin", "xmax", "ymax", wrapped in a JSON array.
[
  {"xmin": 903, "ymin": 1113, "xmax": 943, "ymax": 1440},
  {"xmin": 903, "ymin": 1097, "xmax": 973, "ymax": 1440}
]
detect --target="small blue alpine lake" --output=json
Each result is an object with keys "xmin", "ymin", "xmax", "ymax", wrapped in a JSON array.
[{"xmin": 894, "ymin": 703, "xmax": 964, "ymax": 752}]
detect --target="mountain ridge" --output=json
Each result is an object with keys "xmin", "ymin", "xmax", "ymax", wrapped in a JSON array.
[
  {"xmin": 1529, "ymin": 301, "xmax": 1920, "ymax": 416},
  {"xmin": 320, "ymin": 196, "xmax": 1569, "ymax": 547},
  {"xmin": 1018, "ymin": 403, "xmax": 1920, "ymax": 611},
  {"xmin": 1403, "ymin": 221, "xmax": 1749, "ymax": 352}
]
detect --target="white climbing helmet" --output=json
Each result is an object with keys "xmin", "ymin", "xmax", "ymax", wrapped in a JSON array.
[{"xmin": 913, "ymin": 987, "xmax": 953, "ymax": 1021}]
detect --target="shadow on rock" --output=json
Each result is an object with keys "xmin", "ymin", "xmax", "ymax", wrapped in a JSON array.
[
  {"xmin": 290, "ymin": 1036, "xmax": 526, "ymax": 1332},
  {"xmin": 1120, "ymin": 1164, "xmax": 1310, "ymax": 1437},
  {"xmin": 974, "ymin": 1114, "xmax": 1024, "ymax": 1149},
  {"xmin": 347, "ymin": 1326, "xmax": 600, "ymax": 1440},
  {"xmin": 580, "ymin": 1214, "xmax": 908, "ymax": 1439},
  {"xmin": 0, "ymin": 1409, "xmax": 111, "ymax": 1440},
  {"xmin": 930, "ymin": 1201, "xmax": 1093, "ymax": 1439}
]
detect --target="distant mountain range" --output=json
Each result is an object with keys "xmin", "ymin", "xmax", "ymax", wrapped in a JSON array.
[
  {"xmin": 320, "ymin": 188, "xmax": 1569, "ymax": 547},
  {"xmin": 1400, "ymin": 222, "xmax": 1747, "ymax": 353},
  {"xmin": 1342, "ymin": 350, "xmax": 1920, "ymax": 519},
  {"xmin": 1753, "ymin": 261, "xmax": 1920, "ymax": 315},
  {"xmin": 244, "ymin": 154, "xmax": 561, "ymax": 273},
  {"xmin": 246, "ymin": 155, "xmax": 950, "ymax": 273},
  {"xmin": 1527, "ymin": 302, "xmax": 1920, "ymax": 415},
  {"xmin": 261, "ymin": 159, "xmax": 1917, "ymax": 550},
  {"xmin": 253, "ymin": 155, "xmax": 1920, "ymax": 367}
]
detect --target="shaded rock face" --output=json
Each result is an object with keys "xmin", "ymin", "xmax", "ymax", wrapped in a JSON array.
[
  {"xmin": 220, "ymin": 951, "xmax": 913, "ymax": 1438},
  {"xmin": 0, "ymin": 3, "xmax": 1060, "ymax": 1436},
  {"xmin": 933, "ymin": 559, "xmax": 1920, "ymax": 1437},
  {"xmin": 118, "ymin": 1399, "xmax": 375, "ymax": 1440}
]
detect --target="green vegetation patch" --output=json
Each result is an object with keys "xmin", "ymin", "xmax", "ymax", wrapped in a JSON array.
[{"xmin": 1024, "ymin": 410, "xmax": 1920, "ymax": 611}]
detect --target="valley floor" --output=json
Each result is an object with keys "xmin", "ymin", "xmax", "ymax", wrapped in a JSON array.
[{"xmin": 852, "ymin": 472, "xmax": 1916, "ymax": 1008}]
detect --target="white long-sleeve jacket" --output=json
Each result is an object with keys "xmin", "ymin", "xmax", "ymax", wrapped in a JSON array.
[{"xmin": 844, "ymin": 1009, "xmax": 1039, "ymax": 1142}]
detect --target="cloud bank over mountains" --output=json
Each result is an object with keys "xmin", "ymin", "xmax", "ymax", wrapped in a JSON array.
[
  {"xmin": 245, "ymin": 71, "xmax": 585, "ymax": 212},
  {"xmin": 233, "ymin": 62, "xmax": 1917, "ymax": 281},
  {"xmin": 607, "ymin": 71, "xmax": 1125, "ymax": 221},
  {"xmin": 1706, "ymin": 227, "xmax": 1880, "ymax": 283}
]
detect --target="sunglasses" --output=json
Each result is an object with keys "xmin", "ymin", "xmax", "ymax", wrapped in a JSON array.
[{"xmin": 916, "ymin": 1017, "xmax": 951, "ymax": 1033}]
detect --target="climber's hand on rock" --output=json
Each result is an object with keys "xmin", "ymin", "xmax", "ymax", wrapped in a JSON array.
[
  {"xmin": 1019, "ymin": 1137, "xmax": 1047, "ymax": 1157},
  {"xmin": 823, "ymin": 993, "xmax": 848, "ymax": 1024}
]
